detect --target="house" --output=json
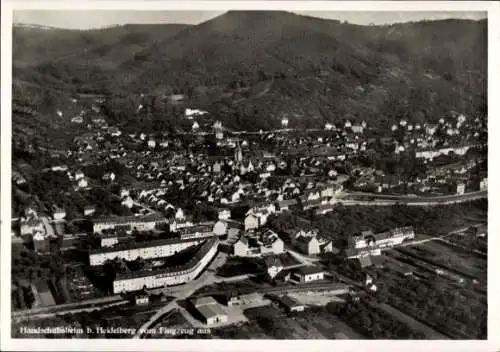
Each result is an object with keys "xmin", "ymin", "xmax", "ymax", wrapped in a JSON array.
[
  {"xmin": 358, "ymin": 254, "xmax": 373, "ymax": 268},
  {"xmin": 232, "ymin": 230, "xmax": 284, "ymax": 257},
  {"xmin": 20, "ymin": 218, "xmax": 45, "ymax": 237},
  {"xmin": 185, "ymin": 108, "xmax": 207, "ymax": 118},
  {"xmin": 320, "ymin": 241, "xmax": 334, "ymax": 253},
  {"xmin": 212, "ymin": 162, "xmax": 222, "ymax": 174},
  {"xmin": 101, "ymin": 233, "xmax": 119, "ymax": 247},
  {"xmin": 244, "ymin": 214, "xmax": 260, "ymax": 231},
  {"xmin": 276, "ymin": 295, "xmax": 304, "ymax": 312},
  {"xmin": 478, "ymin": 177, "xmax": 487, "ymax": 191},
  {"xmin": 348, "ymin": 227, "xmax": 414, "ymax": 251},
  {"xmin": 262, "ymin": 255, "xmax": 284, "ymax": 278},
  {"xmin": 147, "ymin": 140, "xmax": 156, "ymax": 148},
  {"xmin": 175, "ymin": 208, "xmax": 185, "ymax": 221},
  {"xmin": 84, "ymin": 205, "xmax": 96, "ymax": 217},
  {"xmin": 277, "ymin": 199, "xmax": 297, "ymax": 212},
  {"xmin": 135, "ymin": 294, "xmax": 149, "ymax": 306},
  {"xmin": 456, "ymin": 183, "xmax": 465, "ymax": 195},
  {"xmin": 191, "ymin": 296, "xmax": 228, "ymax": 325},
  {"xmin": 109, "ymin": 128, "xmax": 122, "ymax": 137},
  {"xmin": 102, "ymin": 172, "xmax": 116, "ymax": 182},
  {"xmin": 351, "ymin": 125, "xmax": 364, "ymax": 134},
  {"xmin": 294, "ymin": 236, "xmax": 321, "ymax": 256},
  {"xmin": 75, "ymin": 176, "xmax": 89, "ymax": 190},
  {"xmin": 226, "ymin": 293, "xmax": 262, "ymax": 307},
  {"xmin": 52, "ymin": 206, "xmax": 66, "ymax": 221},
  {"xmin": 213, "ymin": 221, "xmax": 227, "ymax": 236},
  {"xmin": 74, "ymin": 170, "xmax": 85, "ymax": 181},
  {"xmin": 33, "ymin": 231, "xmax": 49, "ymax": 252},
  {"xmin": 233, "ymin": 237, "xmax": 250, "ymax": 256},
  {"xmin": 325, "ymin": 123, "xmax": 335, "ymax": 131},
  {"xmin": 281, "ymin": 118, "xmax": 289, "ymax": 128},
  {"xmin": 192, "ymin": 121, "xmax": 200, "ymax": 131},
  {"xmin": 51, "ymin": 165, "xmax": 69, "ymax": 172},
  {"xmin": 71, "ymin": 116, "xmax": 83, "ymax": 124},
  {"xmin": 290, "ymin": 266, "xmax": 325, "ymax": 283},
  {"xmin": 218, "ymin": 209, "xmax": 231, "ymax": 220},
  {"xmin": 121, "ymin": 196, "xmax": 134, "ymax": 209}
]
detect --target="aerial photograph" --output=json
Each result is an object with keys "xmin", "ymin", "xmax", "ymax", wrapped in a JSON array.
[{"xmin": 10, "ymin": 9, "xmax": 487, "ymax": 340}]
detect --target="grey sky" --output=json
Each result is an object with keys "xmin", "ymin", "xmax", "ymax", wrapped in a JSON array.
[{"xmin": 13, "ymin": 10, "xmax": 486, "ymax": 30}]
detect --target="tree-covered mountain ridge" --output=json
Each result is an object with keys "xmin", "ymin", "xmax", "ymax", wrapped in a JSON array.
[{"xmin": 13, "ymin": 11, "xmax": 487, "ymax": 133}]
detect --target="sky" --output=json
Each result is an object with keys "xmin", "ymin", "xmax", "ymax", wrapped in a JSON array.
[{"xmin": 13, "ymin": 10, "xmax": 486, "ymax": 30}]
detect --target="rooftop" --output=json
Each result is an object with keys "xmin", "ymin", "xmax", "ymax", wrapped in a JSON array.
[
  {"xmin": 277, "ymin": 295, "xmax": 303, "ymax": 308},
  {"xmin": 192, "ymin": 296, "xmax": 218, "ymax": 307},
  {"xmin": 295, "ymin": 265, "xmax": 324, "ymax": 276},
  {"xmin": 115, "ymin": 238, "xmax": 218, "ymax": 281},
  {"xmin": 92, "ymin": 233, "xmax": 215, "ymax": 255},
  {"xmin": 196, "ymin": 303, "xmax": 227, "ymax": 320},
  {"xmin": 94, "ymin": 213, "xmax": 166, "ymax": 225}
]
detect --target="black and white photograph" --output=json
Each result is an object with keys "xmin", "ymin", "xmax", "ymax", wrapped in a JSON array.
[{"xmin": 1, "ymin": 1, "xmax": 498, "ymax": 351}]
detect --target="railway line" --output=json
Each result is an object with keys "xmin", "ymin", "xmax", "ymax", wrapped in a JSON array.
[
  {"xmin": 191, "ymin": 281, "xmax": 351, "ymax": 298},
  {"xmin": 392, "ymin": 247, "xmax": 485, "ymax": 287}
]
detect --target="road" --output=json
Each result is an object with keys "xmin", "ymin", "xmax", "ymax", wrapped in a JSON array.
[
  {"xmin": 192, "ymin": 282, "xmax": 351, "ymax": 299},
  {"xmin": 13, "ymin": 301, "xmax": 130, "ymax": 323},
  {"xmin": 340, "ymin": 190, "xmax": 487, "ymax": 205},
  {"xmin": 132, "ymin": 251, "xmax": 238, "ymax": 338},
  {"xmin": 178, "ymin": 127, "xmax": 328, "ymax": 136}
]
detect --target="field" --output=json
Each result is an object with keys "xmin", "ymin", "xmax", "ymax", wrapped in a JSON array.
[
  {"xmin": 396, "ymin": 239, "xmax": 486, "ymax": 282},
  {"xmin": 213, "ymin": 305, "xmax": 365, "ymax": 339},
  {"xmin": 376, "ymin": 241, "xmax": 487, "ymax": 339},
  {"xmin": 445, "ymin": 232, "xmax": 487, "ymax": 254}
]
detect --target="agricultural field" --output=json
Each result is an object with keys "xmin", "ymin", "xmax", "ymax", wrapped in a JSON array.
[
  {"xmin": 214, "ymin": 301, "xmax": 428, "ymax": 339},
  {"xmin": 396, "ymin": 240, "xmax": 486, "ymax": 282},
  {"xmin": 374, "ymin": 248, "xmax": 486, "ymax": 339},
  {"xmin": 443, "ymin": 232, "xmax": 487, "ymax": 255},
  {"xmin": 223, "ymin": 305, "xmax": 365, "ymax": 339}
]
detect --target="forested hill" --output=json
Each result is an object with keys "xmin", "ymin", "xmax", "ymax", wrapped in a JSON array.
[{"xmin": 13, "ymin": 11, "xmax": 487, "ymax": 134}]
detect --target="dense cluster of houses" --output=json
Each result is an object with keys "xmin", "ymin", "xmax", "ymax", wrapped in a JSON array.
[
  {"xmin": 12, "ymin": 95, "xmax": 487, "ymax": 307},
  {"xmin": 233, "ymin": 228, "xmax": 284, "ymax": 257}
]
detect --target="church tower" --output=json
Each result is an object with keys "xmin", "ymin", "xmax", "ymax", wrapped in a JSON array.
[{"xmin": 234, "ymin": 140, "xmax": 243, "ymax": 164}]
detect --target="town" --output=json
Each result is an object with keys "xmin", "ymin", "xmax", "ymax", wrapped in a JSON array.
[
  {"xmin": 8, "ymin": 8, "xmax": 488, "ymax": 342},
  {"xmin": 11, "ymin": 93, "xmax": 487, "ymax": 339}
]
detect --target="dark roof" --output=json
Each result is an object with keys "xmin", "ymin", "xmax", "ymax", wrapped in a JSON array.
[
  {"xmin": 361, "ymin": 230, "xmax": 374, "ymax": 237},
  {"xmin": 358, "ymin": 255, "xmax": 373, "ymax": 268},
  {"xmin": 262, "ymin": 255, "xmax": 283, "ymax": 268},
  {"xmin": 373, "ymin": 232, "xmax": 391, "ymax": 242},
  {"xmin": 178, "ymin": 225, "xmax": 213, "ymax": 235},
  {"xmin": 91, "ymin": 233, "xmax": 215, "ymax": 255},
  {"xmin": 278, "ymin": 199, "xmax": 298, "ymax": 207},
  {"xmin": 295, "ymin": 236, "xmax": 318, "ymax": 245},
  {"xmin": 295, "ymin": 265, "xmax": 324, "ymax": 276},
  {"xmin": 371, "ymin": 255, "xmax": 385, "ymax": 267},
  {"xmin": 94, "ymin": 213, "xmax": 166, "ymax": 225},
  {"xmin": 277, "ymin": 295, "xmax": 303, "ymax": 308},
  {"xmin": 344, "ymin": 248, "xmax": 357, "ymax": 257}
]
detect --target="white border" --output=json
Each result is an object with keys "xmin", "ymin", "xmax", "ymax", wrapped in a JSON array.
[{"xmin": 2, "ymin": 1, "xmax": 499, "ymax": 351}]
